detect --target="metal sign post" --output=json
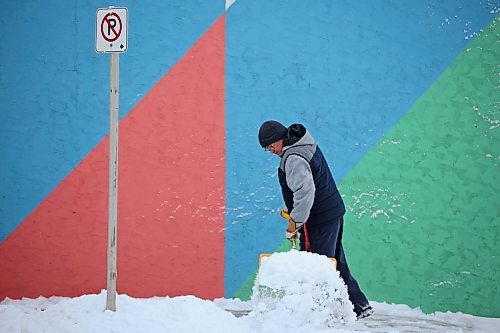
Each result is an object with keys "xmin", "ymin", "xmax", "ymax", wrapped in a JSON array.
[
  {"xmin": 106, "ymin": 51, "xmax": 119, "ymax": 312},
  {"xmin": 95, "ymin": 6, "xmax": 128, "ymax": 312}
]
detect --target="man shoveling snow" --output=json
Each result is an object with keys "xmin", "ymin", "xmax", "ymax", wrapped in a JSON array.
[{"xmin": 258, "ymin": 120, "xmax": 373, "ymax": 319}]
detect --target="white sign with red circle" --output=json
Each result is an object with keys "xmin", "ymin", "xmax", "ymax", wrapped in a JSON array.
[{"xmin": 96, "ymin": 7, "xmax": 128, "ymax": 53}]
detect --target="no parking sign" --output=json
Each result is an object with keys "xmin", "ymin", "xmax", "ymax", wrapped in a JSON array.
[
  {"xmin": 95, "ymin": 7, "xmax": 128, "ymax": 53},
  {"xmin": 95, "ymin": 6, "xmax": 128, "ymax": 312}
]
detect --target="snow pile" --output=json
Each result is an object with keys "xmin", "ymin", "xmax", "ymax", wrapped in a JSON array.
[
  {"xmin": 0, "ymin": 292, "xmax": 252, "ymax": 333},
  {"xmin": 248, "ymin": 250, "xmax": 356, "ymax": 330},
  {"xmin": 2, "ymin": 285, "xmax": 500, "ymax": 332}
]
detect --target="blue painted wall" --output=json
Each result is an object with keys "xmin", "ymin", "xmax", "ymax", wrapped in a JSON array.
[
  {"xmin": 0, "ymin": 0, "xmax": 223, "ymax": 241},
  {"xmin": 224, "ymin": 0, "xmax": 496, "ymax": 296}
]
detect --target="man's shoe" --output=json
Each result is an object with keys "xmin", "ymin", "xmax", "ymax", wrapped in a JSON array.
[{"xmin": 354, "ymin": 305, "xmax": 373, "ymax": 319}]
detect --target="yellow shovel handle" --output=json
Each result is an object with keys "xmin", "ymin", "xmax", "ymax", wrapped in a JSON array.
[{"xmin": 280, "ymin": 208, "xmax": 291, "ymax": 221}]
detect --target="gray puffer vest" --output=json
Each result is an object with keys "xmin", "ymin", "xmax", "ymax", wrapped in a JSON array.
[{"xmin": 278, "ymin": 128, "xmax": 345, "ymax": 227}]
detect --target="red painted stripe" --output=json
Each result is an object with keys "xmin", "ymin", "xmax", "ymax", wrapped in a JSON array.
[{"xmin": 0, "ymin": 14, "xmax": 226, "ymax": 300}]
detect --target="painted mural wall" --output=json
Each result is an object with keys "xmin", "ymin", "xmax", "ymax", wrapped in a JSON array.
[{"xmin": 0, "ymin": 0, "xmax": 498, "ymax": 318}]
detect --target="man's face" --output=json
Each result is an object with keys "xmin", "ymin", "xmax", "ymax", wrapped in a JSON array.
[{"xmin": 265, "ymin": 139, "xmax": 284, "ymax": 157}]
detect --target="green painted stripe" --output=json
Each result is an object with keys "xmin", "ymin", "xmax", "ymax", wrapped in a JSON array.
[{"xmin": 340, "ymin": 16, "xmax": 499, "ymax": 317}]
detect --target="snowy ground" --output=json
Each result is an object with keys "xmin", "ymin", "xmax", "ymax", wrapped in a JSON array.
[{"xmin": 1, "ymin": 251, "xmax": 498, "ymax": 333}]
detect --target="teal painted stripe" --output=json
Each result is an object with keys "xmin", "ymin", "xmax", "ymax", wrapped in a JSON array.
[{"xmin": 340, "ymin": 16, "xmax": 499, "ymax": 317}]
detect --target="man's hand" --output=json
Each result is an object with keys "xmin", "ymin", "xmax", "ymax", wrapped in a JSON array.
[{"xmin": 285, "ymin": 219, "xmax": 298, "ymax": 240}]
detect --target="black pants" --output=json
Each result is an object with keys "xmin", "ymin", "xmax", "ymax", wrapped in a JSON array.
[{"xmin": 299, "ymin": 216, "xmax": 370, "ymax": 310}]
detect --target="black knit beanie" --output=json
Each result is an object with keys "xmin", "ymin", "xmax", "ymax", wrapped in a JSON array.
[{"xmin": 258, "ymin": 120, "xmax": 287, "ymax": 148}]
